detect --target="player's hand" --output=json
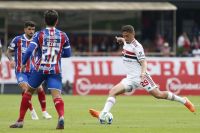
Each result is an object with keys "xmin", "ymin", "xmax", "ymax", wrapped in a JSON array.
[
  {"xmin": 22, "ymin": 65, "xmax": 26, "ymax": 71},
  {"xmin": 9, "ymin": 60, "xmax": 15, "ymax": 69},
  {"xmin": 115, "ymin": 36, "xmax": 125, "ymax": 44}
]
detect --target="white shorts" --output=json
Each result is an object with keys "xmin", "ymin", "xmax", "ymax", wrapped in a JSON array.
[{"xmin": 121, "ymin": 73, "xmax": 157, "ymax": 92}]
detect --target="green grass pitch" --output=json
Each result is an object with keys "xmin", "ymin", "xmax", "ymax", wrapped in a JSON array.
[{"xmin": 0, "ymin": 95, "xmax": 200, "ymax": 133}]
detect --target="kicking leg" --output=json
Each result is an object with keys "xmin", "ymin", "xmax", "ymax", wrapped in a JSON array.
[
  {"xmin": 149, "ymin": 88, "xmax": 195, "ymax": 112},
  {"xmin": 89, "ymin": 82, "xmax": 125, "ymax": 119}
]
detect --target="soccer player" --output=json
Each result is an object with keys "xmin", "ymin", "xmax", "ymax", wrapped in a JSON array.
[
  {"xmin": 9, "ymin": 10, "xmax": 71, "ymax": 129},
  {"xmin": 89, "ymin": 25, "xmax": 196, "ymax": 121},
  {"xmin": 6, "ymin": 21, "xmax": 52, "ymax": 120}
]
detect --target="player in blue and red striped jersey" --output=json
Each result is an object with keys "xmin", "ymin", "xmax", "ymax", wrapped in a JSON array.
[
  {"xmin": 9, "ymin": 10, "xmax": 71, "ymax": 129},
  {"xmin": 6, "ymin": 21, "xmax": 52, "ymax": 121}
]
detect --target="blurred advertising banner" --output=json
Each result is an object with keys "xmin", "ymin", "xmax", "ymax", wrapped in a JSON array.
[{"xmin": 1, "ymin": 56, "xmax": 200, "ymax": 95}]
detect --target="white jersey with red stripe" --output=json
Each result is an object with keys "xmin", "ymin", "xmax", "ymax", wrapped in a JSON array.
[
  {"xmin": 121, "ymin": 39, "xmax": 157, "ymax": 92},
  {"xmin": 122, "ymin": 39, "xmax": 145, "ymax": 79}
]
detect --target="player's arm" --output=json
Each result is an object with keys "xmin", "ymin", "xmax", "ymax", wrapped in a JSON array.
[
  {"xmin": 115, "ymin": 36, "xmax": 125, "ymax": 45},
  {"xmin": 22, "ymin": 43, "xmax": 36, "ymax": 65},
  {"xmin": 136, "ymin": 45, "xmax": 146, "ymax": 80},
  {"xmin": 22, "ymin": 32, "xmax": 39, "ymax": 65},
  {"xmin": 139, "ymin": 59, "xmax": 147, "ymax": 80},
  {"xmin": 6, "ymin": 38, "xmax": 17, "ymax": 68},
  {"xmin": 62, "ymin": 33, "xmax": 71, "ymax": 58}
]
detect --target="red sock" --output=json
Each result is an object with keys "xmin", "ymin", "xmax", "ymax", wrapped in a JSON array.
[
  {"xmin": 22, "ymin": 91, "xmax": 33, "ymax": 111},
  {"xmin": 37, "ymin": 88, "xmax": 46, "ymax": 112},
  {"xmin": 18, "ymin": 93, "xmax": 32, "ymax": 122},
  {"xmin": 53, "ymin": 98, "xmax": 64, "ymax": 117}
]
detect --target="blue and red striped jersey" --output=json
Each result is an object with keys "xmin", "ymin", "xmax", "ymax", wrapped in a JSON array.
[
  {"xmin": 24, "ymin": 27, "xmax": 71, "ymax": 74},
  {"xmin": 8, "ymin": 34, "xmax": 35, "ymax": 73}
]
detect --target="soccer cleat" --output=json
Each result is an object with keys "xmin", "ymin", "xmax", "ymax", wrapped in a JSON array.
[
  {"xmin": 30, "ymin": 109, "xmax": 39, "ymax": 120},
  {"xmin": 9, "ymin": 121, "xmax": 23, "ymax": 128},
  {"xmin": 42, "ymin": 111, "xmax": 52, "ymax": 119},
  {"xmin": 89, "ymin": 109, "xmax": 100, "ymax": 118},
  {"xmin": 56, "ymin": 116, "xmax": 64, "ymax": 129},
  {"xmin": 184, "ymin": 97, "xmax": 196, "ymax": 112}
]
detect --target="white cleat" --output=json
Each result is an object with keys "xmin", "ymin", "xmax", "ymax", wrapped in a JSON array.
[
  {"xmin": 42, "ymin": 111, "xmax": 52, "ymax": 119},
  {"xmin": 30, "ymin": 109, "xmax": 39, "ymax": 120}
]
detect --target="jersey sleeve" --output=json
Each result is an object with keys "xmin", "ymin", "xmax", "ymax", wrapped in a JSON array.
[
  {"xmin": 62, "ymin": 33, "xmax": 71, "ymax": 57},
  {"xmin": 63, "ymin": 33, "xmax": 71, "ymax": 49},
  {"xmin": 30, "ymin": 32, "xmax": 40, "ymax": 48},
  {"xmin": 135, "ymin": 44, "xmax": 146, "ymax": 61},
  {"xmin": 8, "ymin": 36, "xmax": 19, "ymax": 50}
]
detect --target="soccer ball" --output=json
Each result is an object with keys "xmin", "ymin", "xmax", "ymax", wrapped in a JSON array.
[{"xmin": 99, "ymin": 112, "xmax": 113, "ymax": 124}]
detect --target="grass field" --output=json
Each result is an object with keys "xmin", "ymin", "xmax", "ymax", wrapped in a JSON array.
[{"xmin": 0, "ymin": 95, "xmax": 200, "ymax": 133}]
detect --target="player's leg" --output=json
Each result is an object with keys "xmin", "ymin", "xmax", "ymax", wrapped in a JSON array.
[
  {"xmin": 10, "ymin": 86, "xmax": 35, "ymax": 128},
  {"xmin": 37, "ymin": 85, "xmax": 52, "ymax": 119},
  {"xmin": 47, "ymin": 74, "xmax": 64, "ymax": 129},
  {"xmin": 89, "ymin": 78, "xmax": 131, "ymax": 119},
  {"xmin": 16, "ymin": 72, "xmax": 38, "ymax": 120},
  {"xmin": 142, "ymin": 73, "xmax": 195, "ymax": 112},
  {"xmin": 10, "ymin": 71, "xmax": 45, "ymax": 128}
]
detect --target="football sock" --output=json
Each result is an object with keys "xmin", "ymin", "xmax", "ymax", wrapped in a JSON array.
[
  {"xmin": 54, "ymin": 98, "xmax": 64, "ymax": 118},
  {"xmin": 102, "ymin": 97, "xmax": 116, "ymax": 112},
  {"xmin": 18, "ymin": 93, "xmax": 32, "ymax": 122},
  {"xmin": 167, "ymin": 92, "xmax": 186, "ymax": 104},
  {"xmin": 22, "ymin": 91, "xmax": 33, "ymax": 111},
  {"xmin": 37, "ymin": 88, "xmax": 46, "ymax": 112}
]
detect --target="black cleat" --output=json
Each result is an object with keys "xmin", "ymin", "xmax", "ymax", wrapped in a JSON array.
[
  {"xmin": 9, "ymin": 121, "xmax": 23, "ymax": 128},
  {"xmin": 56, "ymin": 117, "xmax": 64, "ymax": 129}
]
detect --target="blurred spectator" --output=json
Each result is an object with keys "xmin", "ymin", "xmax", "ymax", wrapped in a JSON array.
[
  {"xmin": 161, "ymin": 42, "xmax": 171, "ymax": 57},
  {"xmin": 155, "ymin": 34, "xmax": 164, "ymax": 52},
  {"xmin": 192, "ymin": 44, "xmax": 200, "ymax": 57},
  {"xmin": 177, "ymin": 32, "xmax": 191, "ymax": 56},
  {"xmin": 62, "ymin": 80, "xmax": 72, "ymax": 94}
]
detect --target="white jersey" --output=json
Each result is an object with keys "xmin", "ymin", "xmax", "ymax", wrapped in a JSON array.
[{"xmin": 122, "ymin": 39, "xmax": 145, "ymax": 79}]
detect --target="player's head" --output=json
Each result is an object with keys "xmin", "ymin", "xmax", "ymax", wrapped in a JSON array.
[
  {"xmin": 121, "ymin": 25, "xmax": 135, "ymax": 43},
  {"xmin": 24, "ymin": 21, "xmax": 36, "ymax": 39},
  {"xmin": 44, "ymin": 10, "xmax": 58, "ymax": 27}
]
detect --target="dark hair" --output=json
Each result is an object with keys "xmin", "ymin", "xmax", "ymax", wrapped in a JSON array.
[
  {"xmin": 121, "ymin": 25, "xmax": 135, "ymax": 33},
  {"xmin": 24, "ymin": 21, "xmax": 35, "ymax": 28},
  {"xmin": 44, "ymin": 10, "xmax": 58, "ymax": 26}
]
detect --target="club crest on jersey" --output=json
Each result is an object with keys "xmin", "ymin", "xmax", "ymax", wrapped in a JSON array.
[{"xmin": 19, "ymin": 76, "xmax": 24, "ymax": 82}]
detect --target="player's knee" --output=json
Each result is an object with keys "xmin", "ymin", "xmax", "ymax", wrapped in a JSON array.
[
  {"xmin": 152, "ymin": 92, "xmax": 165, "ymax": 99},
  {"xmin": 19, "ymin": 83, "xmax": 28, "ymax": 91}
]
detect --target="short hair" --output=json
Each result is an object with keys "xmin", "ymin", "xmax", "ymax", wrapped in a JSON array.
[
  {"xmin": 121, "ymin": 25, "xmax": 135, "ymax": 33},
  {"xmin": 44, "ymin": 10, "xmax": 58, "ymax": 26},
  {"xmin": 24, "ymin": 21, "xmax": 35, "ymax": 28}
]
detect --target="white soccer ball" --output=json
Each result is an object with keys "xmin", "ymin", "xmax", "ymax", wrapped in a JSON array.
[{"xmin": 99, "ymin": 112, "xmax": 113, "ymax": 124}]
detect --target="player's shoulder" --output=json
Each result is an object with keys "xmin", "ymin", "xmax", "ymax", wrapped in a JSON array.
[
  {"xmin": 12, "ymin": 35, "xmax": 23, "ymax": 42},
  {"xmin": 56, "ymin": 28, "xmax": 67, "ymax": 36},
  {"xmin": 131, "ymin": 39, "xmax": 143, "ymax": 48}
]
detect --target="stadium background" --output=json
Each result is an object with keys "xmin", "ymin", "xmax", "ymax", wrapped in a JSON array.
[{"xmin": 0, "ymin": 0, "xmax": 200, "ymax": 95}]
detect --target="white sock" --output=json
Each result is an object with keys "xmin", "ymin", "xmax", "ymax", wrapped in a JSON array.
[
  {"xmin": 167, "ymin": 92, "xmax": 186, "ymax": 104},
  {"xmin": 102, "ymin": 97, "xmax": 116, "ymax": 112}
]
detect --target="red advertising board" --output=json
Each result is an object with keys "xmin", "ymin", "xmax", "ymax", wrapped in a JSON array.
[{"xmin": 73, "ymin": 57, "xmax": 200, "ymax": 95}]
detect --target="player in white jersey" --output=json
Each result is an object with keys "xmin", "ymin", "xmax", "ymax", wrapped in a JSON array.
[{"xmin": 89, "ymin": 25, "xmax": 195, "ymax": 121}]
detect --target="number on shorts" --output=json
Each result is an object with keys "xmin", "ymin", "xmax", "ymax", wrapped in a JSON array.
[{"xmin": 140, "ymin": 79, "xmax": 149, "ymax": 87}]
